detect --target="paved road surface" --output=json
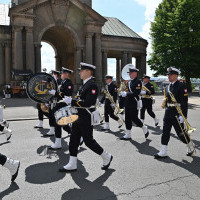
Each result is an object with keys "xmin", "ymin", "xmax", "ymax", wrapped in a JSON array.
[{"xmin": 0, "ymin": 96, "xmax": 200, "ymax": 200}]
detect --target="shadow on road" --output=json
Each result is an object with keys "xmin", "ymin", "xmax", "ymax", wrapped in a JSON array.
[
  {"xmin": 188, "ymin": 103, "xmax": 200, "ymax": 110},
  {"xmin": 146, "ymin": 125, "xmax": 162, "ymax": 136},
  {"xmin": 0, "ymin": 182, "xmax": 19, "ymax": 199},
  {"xmin": 0, "ymin": 141, "xmax": 11, "ymax": 147},
  {"xmin": 61, "ymin": 161, "xmax": 117, "ymax": 200},
  {"xmin": 157, "ymin": 156, "xmax": 200, "ymax": 178},
  {"xmin": 1, "ymin": 98, "xmax": 36, "ymax": 108},
  {"xmin": 25, "ymin": 134, "xmax": 86, "ymax": 185},
  {"xmin": 129, "ymin": 138, "xmax": 200, "ymax": 178},
  {"xmin": 130, "ymin": 139, "xmax": 157, "ymax": 156}
]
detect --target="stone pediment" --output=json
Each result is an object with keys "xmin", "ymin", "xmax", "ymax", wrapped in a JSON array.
[{"xmin": 9, "ymin": 0, "xmax": 107, "ymax": 25}]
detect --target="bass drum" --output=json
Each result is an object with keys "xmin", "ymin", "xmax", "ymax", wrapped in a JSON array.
[{"xmin": 27, "ymin": 73, "xmax": 57, "ymax": 103}]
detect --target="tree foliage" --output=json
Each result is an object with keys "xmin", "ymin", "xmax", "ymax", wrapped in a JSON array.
[{"xmin": 148, "ymin": 0, "xmax": 200, "ymax": 92}]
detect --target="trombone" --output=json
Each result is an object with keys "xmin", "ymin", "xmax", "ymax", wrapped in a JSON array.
[
  {"xmin": 168, "ymin": 90, "xmax": 196, "ymax": 153},
  {"xmin": 104, "ymin": 89, "xmax": 124, "ymax": 124}
]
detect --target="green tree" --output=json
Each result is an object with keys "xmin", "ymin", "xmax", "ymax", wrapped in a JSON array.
[{"xmin": 148, "ymin": 0, "xmax": 200, "ymax": 92}]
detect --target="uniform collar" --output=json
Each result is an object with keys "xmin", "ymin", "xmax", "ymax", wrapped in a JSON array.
[
  {"xmin": 170, "ymin": 80, "xmax": 178, "ymax": 85},
  {"xmin": 107, "ymin": 81, "xmax": 112, "ymax": 86},
  {"xmin": 83, "ymin": 76, "xmax": 92, "ymax": 85},
  {"xmin": 131, "ymin": 77, "xmax": 137, "ymax": 81}
]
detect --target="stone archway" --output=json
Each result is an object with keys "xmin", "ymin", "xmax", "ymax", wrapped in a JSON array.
[{"xmin": 39, "ymin": 26, "xmax": 77, "ymax": 83}]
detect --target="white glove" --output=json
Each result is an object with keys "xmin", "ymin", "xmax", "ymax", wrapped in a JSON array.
[
  {"xmin": 98, "ymin": 102, "xmax": 102, "ymax": 107},
  {"xmin": 120, "ymin": 91, "xmax": 127, "ymax": 97},
  {"xmin": 140, "ymin": 90, "xmax": 146, "ymax": 95},
  {"xmin": 179, "ymin": 116, "xmax": 184, "ymax": 123},
  {"xmin": 49, "ymin": 89, "xmax": 56, "ymax": 95},
  {"xmin": 63, "ymin": 96, "xmax": 72, "ymax": 105},
  {"xmin": 111, "ymin": 103, "xmax": 115, "ymax": 108},
  {"xmin": 53, "ymin": 75, "xmax": 57, "ymax": 80}
]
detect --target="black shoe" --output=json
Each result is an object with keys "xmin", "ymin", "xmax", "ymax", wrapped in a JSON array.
[
  {"xmin": 101, "ymin": 155, "xmax": 113, "ymax": 170},
  {"xmin": 48, "ymin": 147, "xmax": 62, "ymax": 150},
  {"xmin": 34, "ymin": 126, "xmax": 43, "ymax": 129},
  {"xmin": 79, "ymin": 140, "xmax": 84, "ymax": 146},
  {"xmin": 118, "ymin": 124, "xmax": 122, "ymax": 128},
  {"xmin": 7, "ymin": 134, "xmax": 12, "ymax": 141},
  {"xmin": 145, "ymin": 131, "xmax": 149, "ymax": 138},
  {"xmin": 119, "ymin": 137, "xmax": 131, "ymax": 140},
  {"xmin": 154, "ymin": 153, "xmax": 168, "ymax": 159},
  {"xmin": 59, "ymin": 167, "xmax": 77, "ymax": 173},
  {"xmin": 101, "ymin": 128, "xmax": 110, "ymax": 131},
  {"xmin": 186, "ymin": 150, "xmax": 195, "ymax": 156},
  {"xmin": 11, "ymin": 162, "xmax": 20, "ymax": 182}
]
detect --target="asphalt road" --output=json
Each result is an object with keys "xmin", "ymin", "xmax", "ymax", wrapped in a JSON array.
[{"xmin": 0, "ymin": 96, "xmax": 200, "ymax": 200}]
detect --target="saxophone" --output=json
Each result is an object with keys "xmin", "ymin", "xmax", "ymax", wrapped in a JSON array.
[{"xmin": 161, "ymin": 87, "xmax": 167, "ymax": 109}]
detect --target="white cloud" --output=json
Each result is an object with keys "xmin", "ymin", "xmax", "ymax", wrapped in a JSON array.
[{"xmin": 134, "ymin": 0, "xmax": 162, "ymax": 76}]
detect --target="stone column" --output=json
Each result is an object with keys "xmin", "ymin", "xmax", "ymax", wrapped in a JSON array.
[
  {"xmin": 75, "ymin": 47, "xmax": 82, "ymax": 90},
  {"xmin": 102, "ymin": 50, "xmax": 107, "ymax": 79},
  {"xmin": 0, "ymin": 43, "xmax": 5, "ymax": 86},
  {"xmin": 95, "ymin": 33, "xmax": 102, "ymax": 85},
  {"xmin": 35, "ymin": 43, "xmax": 42, "ymax": 73},
  {"xmin": 13, "ymin": 26, "xmax": 23, "ymax": 71},
  {"xmin": 5, "ymin": 42, "xmax": 11, "ymax": 84},
  {"xmin": 136, "ymin": 55, "xmax": 146, "ymax": 79},
  {"xmin": 128, "ymin": 52, "xmax": 132, "ymax": 64},
  {"xmin": 116, "ymin": 58, "xmax": 121, "ymax": 86},
  {"xmin": 85, "ymin": 32, "xmax": 93, "ymax": 64},
  {"xmin": 121, "ymin": 51, "xmax": 128, "ymax": 69},
  {"xmin": 26, "ymin": 27, "xmax": 35, "ymax": 73}
]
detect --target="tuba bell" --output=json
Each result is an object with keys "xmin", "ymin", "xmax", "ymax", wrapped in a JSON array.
[{"xmin": 118, "ymin": 64, "xmax": 131, "ymax": 94}]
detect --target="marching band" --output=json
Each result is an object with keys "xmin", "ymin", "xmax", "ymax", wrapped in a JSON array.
[{"xmin": 0, "ymin": 63, "xmax": 197, "ymax": 182}]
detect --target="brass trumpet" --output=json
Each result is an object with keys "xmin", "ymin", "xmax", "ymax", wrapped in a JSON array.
[
  {"xmin": 161, "ymin": 87, "xmax": 167, "ymax": 109},
  {"xmin": 104, "ymin": 90, "xmax": 124, "ymax": 114},
  {"xmin": 104, "ymin": 90, "xmax": 124, "ymax": 125},
  {"xmin": 118, "ymin": 81, "xmax": 128, "ymax": 95},
  {"xmin": 142, "ymin": 85, "xmax": 151, "ymax": 93}
]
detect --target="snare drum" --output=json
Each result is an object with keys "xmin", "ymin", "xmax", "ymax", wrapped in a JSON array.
[{"xmin": 54, "ymin": 106, "xmax": 78, "ymax": 126}]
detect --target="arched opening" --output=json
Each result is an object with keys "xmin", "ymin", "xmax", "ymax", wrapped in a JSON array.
[
  {"xmin": 41, "ymin": 42, "xmax": 56, "ymax": 73},
  {"xmin": 41, "ymin": 26, "xmax": 76, "ymax": 83}
]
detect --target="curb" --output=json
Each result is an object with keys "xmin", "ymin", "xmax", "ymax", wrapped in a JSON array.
[{"xmin": 7, "ymin": 117, "xmax": 48, "ymax": 122}]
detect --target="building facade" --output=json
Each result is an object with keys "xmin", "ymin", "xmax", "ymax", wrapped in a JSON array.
[{"xmin": 0, "ymin": 0, "xmax": 148, "ymax": 90}]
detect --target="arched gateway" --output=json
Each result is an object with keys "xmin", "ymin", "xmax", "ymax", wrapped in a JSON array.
[{"xmin": 0, "ymin": 0, "xmax": 148, "ymax": 90}]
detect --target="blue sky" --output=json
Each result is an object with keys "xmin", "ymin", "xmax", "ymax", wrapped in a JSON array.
[
  {"xmin": 1, "ymin": 0, "xmax": 162, "ymax": 76},
  {"xmin": 93, "ymin": 0, "xmax": 145, "ymax": 33}
]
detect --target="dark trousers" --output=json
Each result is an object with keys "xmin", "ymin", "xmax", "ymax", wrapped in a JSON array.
[
  {"xmin": 119, "ymin": 96, "xmax": 125, "ymax": 114},
  {"xmin": 51, "ymin": 102, "xmax": 72, "ymax": 138},
  {"xmin": 0, "ymin": 153, "xmax": 7, "ymax": 166},
  {"xmin": 125, "ymin": 106, "xmax": 143, "ymax": 130},
  {"xmin": 162, "ymin": 109, "xmax": 190, "ymax": 145},
  {"xmin": 37, "ymin": 104, "xmax": 54, "ymax": 127},
  {"xmin": 69, "ymin": 113, "xmax": 104, "ymax": 157},
  {"xmin": 0, "ymin": 124, "xmax": 4, "ymax": 132},
  {"xmin": 104, "ymin": 103, "xmax": 119, "ymax": 122},
  {"xmin": 140, "ymin": 98, "xmax": 155, "ymax": 120}
]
